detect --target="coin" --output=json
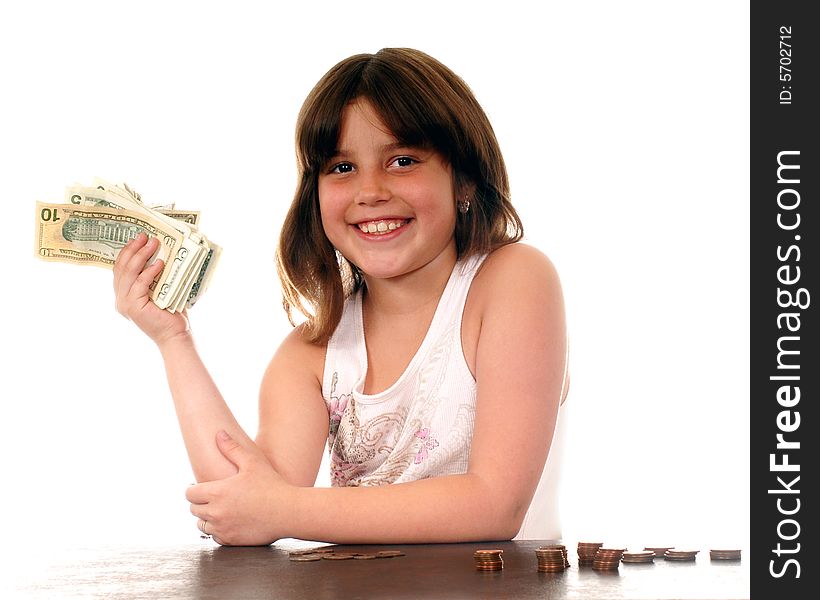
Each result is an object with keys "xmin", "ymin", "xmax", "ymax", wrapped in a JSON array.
[
  {"xmin": 710, "ymin": 549, "xmax": 741, "ymax": 560},
  {"xmin": 289, "ymin": 547, "xmax": 335, "ymax": 557},
  {"xmin": 622, "ymin": 550, "xmax": 655, "ymax": 564},
  {"xmin": 289, "ymin": 554, "xmax": 323, "ymax": 562},
  {"xmin": 353, "ymin": 554, "xmax": 378, "ymax": 560},
  {"xmin": 577, "ymin": 541, "xmax": 603, "ymax": 566},
  {"xmin": 474, "ymin": 549, "xmax": 504, "ymax": 571},
  {"xmin": 535, "ymin": 547, "xmax": 566, "ymax": 572},
  {"xmin": 644, "ymin": 547, "xmax": 674, "ymax": 557},
  {"xmin": 375, "ymin": 550, "xmax": 406, "ymax": 558},
  {"xmin": 592, "ymin": 548, "xmax": 625, "ymax": 571},
  {"xmin": 322, "ymin": 553, "xmax": 356, "ymax": 560},
  {"xmin": 664, "ymin": 549, "xmax": 699, "ymax": 561},
  {"xmin": 537, "ymin": 544, "xmax": 570, "ymax": 568}
]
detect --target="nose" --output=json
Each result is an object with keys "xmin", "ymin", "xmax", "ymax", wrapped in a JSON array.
[{"xmin": 355, "ymin": 169, "xmax": 391, "ymax": 206}]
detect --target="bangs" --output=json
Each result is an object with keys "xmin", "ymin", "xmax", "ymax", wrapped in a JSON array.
[{"xmin": 296, "ymin": 52, "xmax": 460, "ymax": 175}]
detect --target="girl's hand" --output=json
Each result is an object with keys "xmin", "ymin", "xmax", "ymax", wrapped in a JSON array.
[
  {"xmin": 186, "ymin": 431, "xmax": 295, "ymax": 546},
  {"xmin": 113, "ymin": 232, "xmax": 190, "ymax": 347}
]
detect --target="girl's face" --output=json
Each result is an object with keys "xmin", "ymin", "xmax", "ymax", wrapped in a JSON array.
[{"xmin": 318, "ymin": 99, "xmax": 458, "ymax": 282}]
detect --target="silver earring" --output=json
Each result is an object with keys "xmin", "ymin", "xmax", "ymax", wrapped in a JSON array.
[{"xmin": 458, "ymin": 197, "xmax": 470, "ymax": 214}]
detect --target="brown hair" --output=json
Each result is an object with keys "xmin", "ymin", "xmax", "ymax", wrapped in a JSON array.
[{"xmin": 277, "ymin": 47, "xmax": 523, "ymax": 344}]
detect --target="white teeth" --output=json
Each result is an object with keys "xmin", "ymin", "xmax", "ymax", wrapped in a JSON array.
[{"xmin": 357, "ymin": 219, "xmax": 406, "ymax": 235}]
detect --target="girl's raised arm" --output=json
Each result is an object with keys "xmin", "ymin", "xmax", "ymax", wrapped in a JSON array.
[{"xmin": 113, "ymin": 232, "xmax": 256, "ymax": 482}]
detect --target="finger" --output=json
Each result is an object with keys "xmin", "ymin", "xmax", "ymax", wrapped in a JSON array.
[
  {"xmin": 191, "ymin": 503, "xmax": 209, "ymax": 520},
  {"xmin": 197, "ymin": 518, "xmax": 209, "ymax": 535},
  {"xmin": 126, "ymin": 236, "xmax": 160, "ymax": 273},
  {"xmin": 197, "ymin": 519, "xmax": 223, "ymax": 543},
  {"xmin": 121, "ymin": 258, "xmax": 164, "ymax": 314},
  {"xmin": 113, "ymin": 233, "xmax": 145, "ymax": 290},
  {"xmin": 115, "ymin": 232, "xmax": 147, "ymax": 270},
  {"xmin": 214, "ymin": 430, "xmax": 255, "ymax": 471},
  {"xmin": 114, "ymin": 234, "xmax": 150, "ymax": 297},
  {"xmin": 186, "ymin": 482, "xmax": 211, "ymax": 505},
  {"xmin": 129, "ymin": 258, "xmax": 165, "ymax": 300},
  {"xmin": 117, "ymin": 237, "xmax": 160, "ymax": 301}
]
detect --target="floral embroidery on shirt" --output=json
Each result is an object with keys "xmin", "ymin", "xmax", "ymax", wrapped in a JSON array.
[
  {"xmin": 330, "ymin": 453, "xmax": 359, "ymax": 486},
  {"xmin": 414, "ymin": 428, "xmax": 439, "ymax": 464}
]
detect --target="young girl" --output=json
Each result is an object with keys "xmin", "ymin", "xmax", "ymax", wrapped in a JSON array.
[{"xmin": 113, "ymin": 47, "xmax": 569, "ymax": 545}]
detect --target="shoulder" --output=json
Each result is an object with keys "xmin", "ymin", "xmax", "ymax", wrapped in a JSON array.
[
  {"xmin": 480, "ymin": 242, "xmax": 558, "ymax": 276},
  {"xmin": 471, "ymin": 243, "xmax": 563, "ymax": 307},
  {"xmin": 261, "ymin": 323, "xmax": 326, "ymax": 395}
]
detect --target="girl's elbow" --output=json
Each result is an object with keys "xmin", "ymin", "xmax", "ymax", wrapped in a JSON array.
[{"xmin": 486, "ymin": 499, "xmax": 527, "ymax": 541}]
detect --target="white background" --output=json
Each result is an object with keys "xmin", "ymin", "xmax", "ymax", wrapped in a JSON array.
[{"xmin": 0, "ymin": 0, "xmax": 749, "ymax": 555}]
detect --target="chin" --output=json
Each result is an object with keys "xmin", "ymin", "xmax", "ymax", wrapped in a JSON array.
[
  {"xmin": 349, "ymin": 254, "xmax": 410, "ymax": 280},
  {"xmin": 358, "ymin": 264, "xmax": 407, "ymax": 281}
]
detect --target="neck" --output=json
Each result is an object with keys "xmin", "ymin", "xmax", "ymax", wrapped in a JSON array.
[{"xmin": 361, "ymin": 247, "xmax": 458, "ymax": 318}]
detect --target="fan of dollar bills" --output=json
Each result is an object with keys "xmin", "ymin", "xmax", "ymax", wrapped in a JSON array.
[{"xmin": 34, "ymin": 177, "xmax": 221, "ymax": 312}]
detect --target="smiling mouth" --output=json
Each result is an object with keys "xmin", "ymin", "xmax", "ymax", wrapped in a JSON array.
[{"xmin": 355, "ymin": 219, "xmax": 409, "ymax": 235}]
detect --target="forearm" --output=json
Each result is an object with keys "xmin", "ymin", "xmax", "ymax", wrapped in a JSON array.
[
  {"xmin": 158, "ymin": 333, "xmax": 253, "ymax": 482},
  {"xmin": 288, "ymin": 473, "xmax": 524, "ymax": 544}
]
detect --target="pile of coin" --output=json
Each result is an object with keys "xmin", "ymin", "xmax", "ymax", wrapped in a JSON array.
[
  {"xmin": 710, "ymin": 549, "xmax": 742, "ymax": 561},
  {"xmin": 644, "ymin": 546, "xmax": 674, "ymax": 557},
  {"xmin": 288, "ymin": 548, "xmax": 405, "ymax": 562},
  {"xmin": 539, "ymin": 544, "xmax": 569, "ymax": 568},
  {"xmin": 592, "ymin": 547, "xmax": 626, "ymax": 571},
  {"xmin": 535, "ymin": 547, "xmax": 567, "ymax": 573},
  {"xmin": 473, "ymin": 549, "xmax": 504, "ymax": 571},
  {"xmin": 621, "ymin": 550, "xmax": 656, "ymax": 564},
  {"xmin": 664, "ymin": 549, "xmax": 699, "ymax": 561},
  {"xmin": 577, "ymin": 541, "xmax": 603, "ymax": 566}
]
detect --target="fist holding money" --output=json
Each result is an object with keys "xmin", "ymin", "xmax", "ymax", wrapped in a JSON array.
[
  {"xmin": 113, "ymin": 232, "xmax": 193, "ymax": 347},
  {"xmin": 34, "ymin": 178, "xmax": 221, "ymax": 312}
]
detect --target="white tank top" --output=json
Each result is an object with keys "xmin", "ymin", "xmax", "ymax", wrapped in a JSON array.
[{"xmin": 322, "ymin": 253, "xmax": 567, "ymax": 540}]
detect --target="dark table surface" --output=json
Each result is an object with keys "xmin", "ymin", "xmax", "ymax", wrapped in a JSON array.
[{"xmin": 9, "ymin": 539, "xmax": 750, "ymax": 599}]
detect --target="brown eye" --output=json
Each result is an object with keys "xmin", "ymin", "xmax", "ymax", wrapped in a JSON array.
[{"xmin": 393, "ymin": 157, "xmax": 416, "ymax": 167}]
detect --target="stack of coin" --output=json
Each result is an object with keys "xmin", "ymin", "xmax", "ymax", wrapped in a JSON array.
[
  {"xmin": 535, "ymin": 547, "xmax": 566, "ymax": 573},
  {"xmin": 664, "ymin": 549, "xmax": 699, "ymax": 561},
  {"xmin": 577, "ymin": 542, "xmax": 603, "ymax": 566},
  {"xmin": 473, "ymin": 549, "xmax": 504, "ymax": 571},
  {"xmin": 710, "ymin": 549, "xmax": 742, "ymax": 561},
  {"xmin": 621, "ymin": 550, "xmax": 655, "ymax": 564},
  {"xmin": 538, "ymin": 544, "xmax": 570, "ymax": 568},
  {"xmin": 592, "ymin": 547, "xmax": 626, "ymax": 571},
  {"xmin": 644, "ymin": 546, "xmax": 674, "ymax": 558}
]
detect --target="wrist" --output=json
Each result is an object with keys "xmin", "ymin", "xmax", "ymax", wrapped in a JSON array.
[
  {"xmin": 284, "ymin": 485, "xmax": 309, "ymax": 540},
  {"xmin": 156, "ymin": 330, "xmax": 196, "ymax": 356}
]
